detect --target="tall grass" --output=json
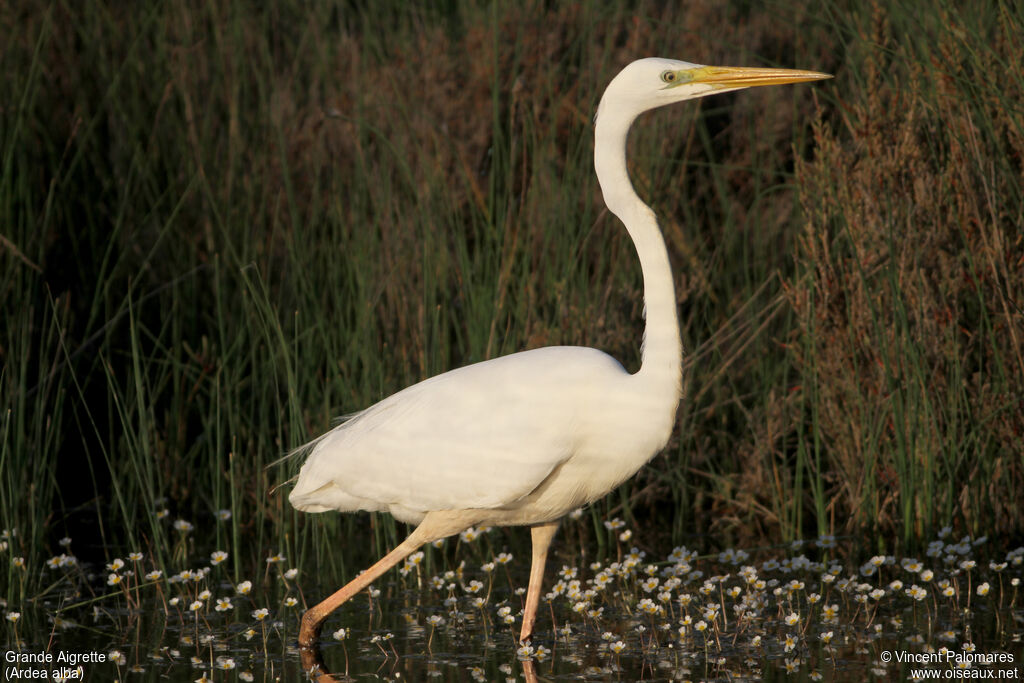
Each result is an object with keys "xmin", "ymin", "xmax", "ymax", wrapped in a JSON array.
[
  {"xmin": 787, "ymin": 1, "xmax": 1024, "ymax": 545},
  {"xmin": 1, "ymin": 0, "xmax": 1021, "ymax": 607}
]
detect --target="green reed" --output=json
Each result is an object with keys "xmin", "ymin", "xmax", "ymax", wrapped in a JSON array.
[{"xmin": 1, "ymin": 0, "xmax": 1021, "ymax": 613}]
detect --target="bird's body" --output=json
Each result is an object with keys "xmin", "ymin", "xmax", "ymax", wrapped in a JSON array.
[
  {"xmin": 290, "ymin": 345, "xmax": 677, "ymax": 528},
  {"xmin": 291, "ymin": 57, "xmax": 830, "ymax": 650}
]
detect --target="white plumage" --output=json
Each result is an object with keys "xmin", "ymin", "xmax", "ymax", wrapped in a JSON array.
[
  {"xmin": 291, "ymin": 346, "xmax": 675, "ymax": 524},
  {"xmin": 291, "ymin": 57, "xmax": 830, "ymax": 650}
]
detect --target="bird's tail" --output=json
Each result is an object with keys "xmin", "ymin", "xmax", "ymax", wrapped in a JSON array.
[
  {"xmin": 265, "ymin": 410, "xmax": 364, "ymax": 469},
  {"xmin": 265, "ymin": 410, "xmax": 369, "ymax": 502}
]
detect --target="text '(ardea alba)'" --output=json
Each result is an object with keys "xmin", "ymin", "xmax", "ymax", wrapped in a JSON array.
[{"xmin": 289, "ymin": 57, "xmax": 830, "ymax": 649}]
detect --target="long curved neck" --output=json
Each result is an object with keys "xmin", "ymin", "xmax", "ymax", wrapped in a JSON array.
[{"xmin": 594, "ymin": 106, "xmax": 683, "ymax": 395}]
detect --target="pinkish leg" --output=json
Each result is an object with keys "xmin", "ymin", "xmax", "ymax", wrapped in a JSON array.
[
  {"xmin": 299, "ymin": 530, "xmax": 425, "ymax": 648},
  {"xmin": 519, "ymin": 520, "xmax": 559, "ymax": 642}
]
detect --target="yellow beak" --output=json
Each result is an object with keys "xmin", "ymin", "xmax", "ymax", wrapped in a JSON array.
[{"xmin": 686, "ymin": 65, "xmax": 832, "ymax": 89}]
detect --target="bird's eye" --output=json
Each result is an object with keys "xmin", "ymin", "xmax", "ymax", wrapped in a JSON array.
[{"xmin": 661, "ymin": 71, "xmax": 677, "ymax": 83}]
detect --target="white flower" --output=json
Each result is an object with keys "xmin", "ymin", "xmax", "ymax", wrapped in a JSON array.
[
  {"xmin": 603, "ymin": 518, "xmax": 625, "ymax": 530},
  {"xmin": 639, "ymin": 598, "xmax": 662, "ymax": 615},
  {"xmin": 906, "ymin": 585, "xmax": 927, "ymax": 601}
]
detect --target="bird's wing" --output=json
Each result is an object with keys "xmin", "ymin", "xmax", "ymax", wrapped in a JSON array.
[{"xmin": 289, "ymin": 346, "xmax": 625, "ymax": 516}]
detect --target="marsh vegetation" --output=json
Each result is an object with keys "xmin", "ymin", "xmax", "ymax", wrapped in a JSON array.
[{"xmin": 2, "ymin": 0, "xmax": 1022, "ymax": 679}]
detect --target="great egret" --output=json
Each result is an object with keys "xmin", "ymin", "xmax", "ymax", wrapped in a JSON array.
[{"xmin": 290, "ymin": 57, "xmax": 829, "ymax": 649}]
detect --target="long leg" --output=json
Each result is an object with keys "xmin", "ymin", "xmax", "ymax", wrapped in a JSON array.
[
  {"xmin": 519, "ymin": 520, "xmax": 559, "ymax": 642},
  {"xmin": 299, "ymin": 530, "xmax": 425, "ymax": 648}
]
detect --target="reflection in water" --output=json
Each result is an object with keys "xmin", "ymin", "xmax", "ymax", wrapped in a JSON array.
[
  {"xmin": 300, "ymin": 635, "xmax": 540, "ymax": 682},
  {"xmin": 300, "ymin": 646, "xmax": 337, "ymax": 682}
]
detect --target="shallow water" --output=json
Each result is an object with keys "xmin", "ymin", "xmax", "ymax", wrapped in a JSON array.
[{"xmin": 3, "ymin": 528, "xmax": 1022, "ymax": 681}]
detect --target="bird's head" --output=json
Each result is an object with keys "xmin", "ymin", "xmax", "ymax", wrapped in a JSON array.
[{"xmin": 598, "ymin": 57, "xmax": 831, "ymax": 122}]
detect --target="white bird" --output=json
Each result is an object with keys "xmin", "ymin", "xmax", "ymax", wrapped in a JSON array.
[{"xmin": 290, "ymin": 57, "xmax": 830, "ymax": 649}]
